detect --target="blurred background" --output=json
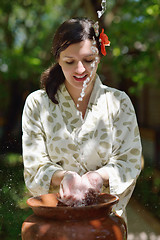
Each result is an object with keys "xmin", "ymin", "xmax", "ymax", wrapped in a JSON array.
[{"xmin": 0, "ymin": 0, "xmax": 160, "ymax": 239}]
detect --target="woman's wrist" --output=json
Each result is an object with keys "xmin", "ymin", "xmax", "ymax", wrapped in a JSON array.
[
  {"xmin": 51, "ymin": 170, "xmax": 67, "ymax": 187},
  {"xmin": 95, "ymin": 168, "xmax": 109, "ymax": 187}
]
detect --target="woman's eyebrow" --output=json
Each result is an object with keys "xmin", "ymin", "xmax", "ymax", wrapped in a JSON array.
[
  {"xmin": 63, "ymin": 54, "xmax": 95, "ymax": 59},
  {"xmin": 63, "ymin": 56, "xmax": 74, "ymax": 58}
]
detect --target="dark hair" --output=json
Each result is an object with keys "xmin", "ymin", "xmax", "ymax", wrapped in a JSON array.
[{"xmin": 41, "ymin": 18, "xmax": 101, "ymax": 104}]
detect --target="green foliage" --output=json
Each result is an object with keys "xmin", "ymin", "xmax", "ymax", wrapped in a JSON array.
[
  {"xmin": 102, "ymin": 0, "xmax": 160, "ymax": 94},
  {"xmin": 0, "ymin": 0, "xmax": 85, "ymax": 112},
  {"xmin": 3, "ymin": 153, "xmax": 23, "ymax": 166},
  {"xmin": 133, "ymin": 164, "xmax": 160, "ymax": 220},
  {"xmin": 0, "ymin": 153, "xmax": 32, "ymax": 240}
]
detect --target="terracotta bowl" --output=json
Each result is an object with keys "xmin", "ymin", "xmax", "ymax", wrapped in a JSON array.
[{"xmin": 27, "ymin": 193, "xmax": 119, "ymax": 220}]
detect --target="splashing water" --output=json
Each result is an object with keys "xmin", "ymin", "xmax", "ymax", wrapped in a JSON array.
[
  {"xmin": 76, "ymin": 0, "xmax": 106, "ymax": 120},
  {"xmin": 97, "ymin": 0, "xmax": 107, "ymax": 18},
  {"xmin": 76, "ymin": 38, "xmax": 99, "ymax": 120}
]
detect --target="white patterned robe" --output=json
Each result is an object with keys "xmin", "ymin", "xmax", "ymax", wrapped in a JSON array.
[{"xmin": 22, "ymin": 75, "xmax": 142, "ymax": 219}]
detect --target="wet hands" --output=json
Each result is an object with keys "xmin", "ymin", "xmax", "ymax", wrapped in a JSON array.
[
  {"xmin": 59, "ymin": 171, "xmax": 82, "ymax": 206},
  {"xmin": 59, "ymin": 171, "xmax": 103, "ymax": 206}
]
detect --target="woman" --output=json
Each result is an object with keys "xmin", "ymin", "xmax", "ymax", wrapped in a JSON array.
[{"xmin": 22, "ymin": 18, "xmax": 142, "ymax": 221}]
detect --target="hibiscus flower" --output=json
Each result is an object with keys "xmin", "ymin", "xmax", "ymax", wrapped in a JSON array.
[{"xmin": 99, "ymin": 29, "xmax": 110, "ymax": 56}]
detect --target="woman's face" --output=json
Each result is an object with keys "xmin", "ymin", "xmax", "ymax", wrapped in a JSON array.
[{"xmin": 58, "ymin": 39, "xmax": 100, "ymax": 92}]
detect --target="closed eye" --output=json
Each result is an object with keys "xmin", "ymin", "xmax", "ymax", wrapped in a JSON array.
[
  {"xmin": 65, "ymin": 59, "xmax": 95, "ymax": 64},
  {"xmin": 85, "ymin": 59, "xmax": 94, "ymax": 63},
  {"xmin": 66, "ymin": 61, "xmax": 74, "ymax": 64}
]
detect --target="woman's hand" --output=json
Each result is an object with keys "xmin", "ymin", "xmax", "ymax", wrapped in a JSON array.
[
  {"xmin": 81, "ymin": 171, "xmax": 103, "ymax": 194},
  {"xmin": 59, "ymin": 171, "xmax": 103, "ymax": 206},
  {"xmin": 59, "ymin": 171, "xmax": 83, "ymax": 206}
]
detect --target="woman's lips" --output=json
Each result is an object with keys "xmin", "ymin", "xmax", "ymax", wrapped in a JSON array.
[{"xmin": 73, "ymin": 74, "xmax": 88, "ymax": 82}]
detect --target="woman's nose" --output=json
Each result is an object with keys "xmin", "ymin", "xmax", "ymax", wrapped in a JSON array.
[{"xmin": 75, "ymin": 61, "xmax": 85, "ymax": 74}]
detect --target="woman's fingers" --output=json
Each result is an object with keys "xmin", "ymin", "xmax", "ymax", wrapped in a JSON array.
[
  {"xmin": 59, "ymin": 171, "xmax": 82, "ymax": 199},
  {"xmin": 59, "ymin": 171, "xmax": 103, "ymax": 206},
  {"xmin": 82, "ymin": 171, "xmax": 103, "ymax": 193}
]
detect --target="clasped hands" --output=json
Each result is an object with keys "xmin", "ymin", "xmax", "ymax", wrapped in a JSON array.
[{"xmin": 59, "ymin": 171, "xmax": 103, "ymax": 206}]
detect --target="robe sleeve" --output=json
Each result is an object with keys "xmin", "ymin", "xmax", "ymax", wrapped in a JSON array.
[
  {"xmin": 22, "ymin": 92, "xmax": 63, "ymax": 196},
  {"xmin": 97, "ymin": 91, "xmax": 142, "ymax": 216}
]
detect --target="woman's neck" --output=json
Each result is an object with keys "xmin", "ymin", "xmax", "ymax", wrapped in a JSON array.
[
  {"xmin": 65, "ymin": 80, "xmax": 94, "ymax": 106},
  {"xmin": 64, "ymin": 80, "xmax": 94, "ymax": 118}
]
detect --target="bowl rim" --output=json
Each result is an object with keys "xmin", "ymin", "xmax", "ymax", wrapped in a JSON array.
[{"xmin": 27, "ymin": 193, "xmax": 119, "ymax": 210}]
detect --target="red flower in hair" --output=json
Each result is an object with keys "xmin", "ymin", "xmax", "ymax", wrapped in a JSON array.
[{"xmin": 99, "ymin": 29, "xmax": 110, "ymax": 56}]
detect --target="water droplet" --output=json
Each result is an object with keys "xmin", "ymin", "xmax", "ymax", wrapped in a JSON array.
[
  {"xmin": 97, "ymin": 0, "xmax": 106, "ymax": 18},
  {"xmin": 80, "ymin": 92, "xmax": 85, "ymax": 97}
]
